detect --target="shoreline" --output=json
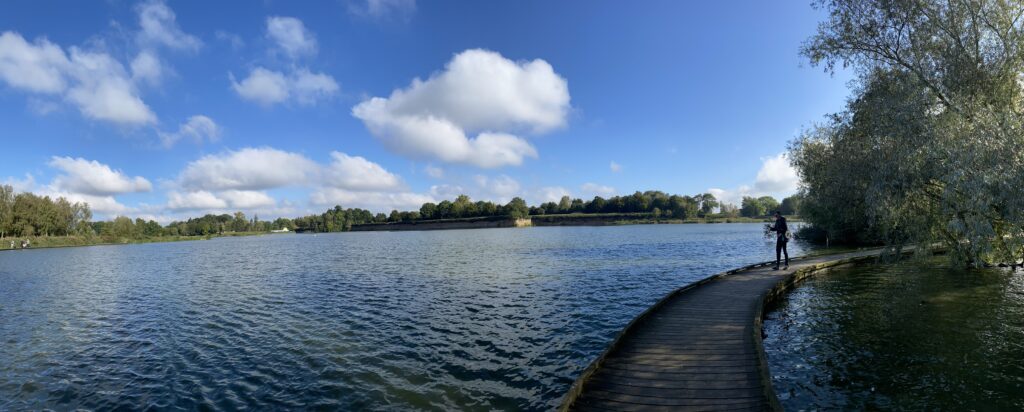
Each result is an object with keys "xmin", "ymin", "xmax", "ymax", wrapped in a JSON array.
[
  {"xmin": 351, "ymin": 214, "xmax": 798, "ymax": 232},
  {"xmin": 1, "ymin": 217, "xmax": 804, "ymax": 252},
  {"xmin": 0, "ymin": 231, "xmax": 274, "ymax": 253}
]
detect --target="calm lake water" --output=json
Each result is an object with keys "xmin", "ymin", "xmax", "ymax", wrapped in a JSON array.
[
  {"xmin": 0, "ymin": 223, "xmax": 809, "ymax": 411},
  {"xmin": 764, "ymin": 258, "xmax": 1024, "ymax": 410}
]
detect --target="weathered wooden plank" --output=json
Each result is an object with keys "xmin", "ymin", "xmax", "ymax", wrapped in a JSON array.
[{"xmin": 562, "ymin": 249, "xmax": 887, "ymax": 412}]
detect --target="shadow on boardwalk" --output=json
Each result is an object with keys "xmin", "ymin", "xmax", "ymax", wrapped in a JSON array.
[{"xmin": 560, "ymin": 248, "xmax": 884, "ymax": 411}]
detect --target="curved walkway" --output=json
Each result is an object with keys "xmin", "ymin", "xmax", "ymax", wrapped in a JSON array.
[{"xmin": 560, "ymin": 248, "xmax": 883, "ymax": 411}]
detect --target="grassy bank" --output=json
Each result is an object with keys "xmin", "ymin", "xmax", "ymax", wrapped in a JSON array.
[{"xmin": 0, "ymin": 231, "xmax": 271, "ymax": 251}]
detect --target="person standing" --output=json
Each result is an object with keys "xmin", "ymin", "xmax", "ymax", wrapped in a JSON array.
[{"xmin": 770, "ymin": 211, "xmax": 789, "ymax": 270}]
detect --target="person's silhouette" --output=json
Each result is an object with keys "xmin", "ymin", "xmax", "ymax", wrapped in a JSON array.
[{"xmin": 770, "ymin": 211, "xmax": 789, "ymax": 270}]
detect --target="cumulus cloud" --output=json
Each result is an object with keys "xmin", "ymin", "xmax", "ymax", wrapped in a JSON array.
[
  {"xmin": 159, "ymin": 115, "xmax": 220, "ymax": 147},
  {"xmin": 534, "ymin": 186, "xmax": 572, "ymax": 204},
  {"xmin": 310, "ymin": 188, "xmax": 434, "ymax": 212},
  {"xmin": 472, "ymin": 174, "xmax": 522, "ymax": 203},
  {"xmin": 610, "ymin": 161, "xmax": 622, "ymax": 173},
  {"xmin": 167, "ymin": 189, "xmax": 276, "ymax": 211},
  {"xmin": 5, "ymin": 158, "xmax": 145, "ymax": 215},
  {"xmin": 229, "ymin": 16, "xmax": 337, "ymax": 107},
  {"xmin": 220, "ymin": 190, "xmax": 277, "ymax": 209},
  {"xmin": 48, "ymin": 156, "xmax": 152, "ymax": 196},
  {"xmin": 178, "ymin": 147, "xmax": 320, "ymax": 191},
  {"xmin": 2, "ymin": 174, "xmax": 36, "ymax": 193},
  {"xmin": 166, "ymin": 190, "xmax": 227, "ymax": 210},
  {"xmin": 580, "ymin": 182, "xmax": 615, "ymax": 197},
  {"xmin": 323, "ymin": 151, "xmax": 403, "ymax": 191},
  {"xmin": 48, "ymin": 191, "xmax": 133, "ymax": 215},
  {"xmin": 0, "ymin": 32, "xmax": 67, "ymax": 93},
  {"xmin": 0, "ymin": 31, "xmax": 157, "ymax": 125},
  {"xmin": 754, "ymin": 153, "xmax": 800, "ymax": 193},
  {"xmin": 352, "ymin": 48, "xmax": 569, "ymax": 168},
  {"xmin": 266, "ymin": 16, "xmax": 317, "ymax": 59},
  {"xmin": 708, "ymin": 153, "xmax": 800, "ymax": 206},
  {"xmin": 231, "ymin": 67, "xmax": 338, "ymax": 106},
  {"xmin": 136, "ymin": 0, "xmax": 201, "ymax": 52}
]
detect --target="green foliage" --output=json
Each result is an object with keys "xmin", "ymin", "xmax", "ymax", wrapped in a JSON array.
[
  {"xmin": 780, "ymin": 195, "xmax": 802, "ymax": 216},
  {"xmin": 0, "ymin": 189, "xmax": 92, "ymax": 238},
  {"xmin": 795, "ymin": 0, "xmax": 1024, "ymax": 265},
  {"xmin": 740, "ymin": 196, "xmax": 782, "ymax": 217}
]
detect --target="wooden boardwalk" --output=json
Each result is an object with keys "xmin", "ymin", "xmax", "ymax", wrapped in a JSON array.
[{"xmin": 560, "ymin": 249, "xmax": 882, "ymax": 412}]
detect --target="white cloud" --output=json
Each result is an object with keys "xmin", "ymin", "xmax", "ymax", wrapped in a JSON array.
[
  {"xmin": 178, "ymin": 147, "xmax": 320, "ymax": 191},
  {"xmin": 159, "ymin": 115, "xmax": 220, "ymax": 147},
  {"xmin": 350, "ymin": 0, "xmax": 417, "ymax": 19},
  {"xmin": 323, "ymin": 151, "xmax": 403, "ymax": 191},
  {"xmin": 424, "ymin": 165, "xmax": 444, "ymax": 179},
  {"xmin": 266, "ymin": 16, "xmax": 317, "ymax": 59},
  {"xmin": 754, "ymin": 153, "xmax": 799, "ymax": 193},
  {"xmin": 535, "ymin": 186, "xmax": 572, "ymax": 204},
  {"xmin": 473, "ymin": 174, "xmax": 521, "ymax": 201},
  {"xmin": 167, "ymin": 190, "xmax": 227, "ymax": 210},
  {"xmin": 231, "ymin": 67, "xmax": 338, "ymax": 106},
  {"xmin": 0, "ymin": 31, "xmax": 157, "ymax": 125},
  {"xmin": 166, "ymin": 189, "xmax": 277, "ymax": 211},
  {"xmin": 49, "ymin": 191, "xmax": 132, "ymax": 215},
  {"xmin": 2, "ymin": 174, "xmax": 36, "ymax": 193},
  {"xmin": 708, "ymin": 153, "xmax": 800, "ymax": 207},
  {"xmin": 220, "ymin": 190, "xmax": 277, "ymax": 209},
  {"xmin": 136, "ymin": 0, "xmax": 201, "ymax": 52},
  {"xmin": 580, "ymin": 182, "xmax": 615, "ymax": 197},
  {"xmin": 310, "ymin": 188, "xmax": 434, "ymax": 212},
  {"xmin": 48, "ymin": 156, "xmax": 152, "ymax": 196},
  {"xmin": 65, "ymin": 48, "xmax": 157, "ymax": 125},
  {"xmin": 0, "ymin": 32, "xmax": 68, "ymax": 93},
  {"xmin": 130, "ymin": 51, "xmax": 163, "ymax": 85},
  {"xmin": 352, "ymin": 48, "xmax": 569, "ymax": 168},
  {"xmin": 610, "ymin": 161, "xmax": 622, "ymax": 173}
]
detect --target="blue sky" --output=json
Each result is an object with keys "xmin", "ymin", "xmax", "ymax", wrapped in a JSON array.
[{"xmin": 0, "ymin": 0, "xmax": 852, "ymax": 221}]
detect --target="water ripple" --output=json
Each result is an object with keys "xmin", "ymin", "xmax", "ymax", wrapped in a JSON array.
[{"xmin": 1, "ymin": 224, "xmax": 807, "ymax": 410}]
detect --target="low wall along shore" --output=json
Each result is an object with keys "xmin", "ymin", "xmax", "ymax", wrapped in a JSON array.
[{"xmin": 348, "ymin": 214, "xmax": 774, "ymax": 232}]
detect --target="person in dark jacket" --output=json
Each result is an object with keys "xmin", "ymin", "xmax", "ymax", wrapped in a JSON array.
[{"xmin": 770, "ymin": 211, "xmax": 788, "ymax": 270}]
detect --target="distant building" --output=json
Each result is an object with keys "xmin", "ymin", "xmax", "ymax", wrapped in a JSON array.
[{"xmin": 270, "ymin": 227, "xmax": 290, "ymax": 233}]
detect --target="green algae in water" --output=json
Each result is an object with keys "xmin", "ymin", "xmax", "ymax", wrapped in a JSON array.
[{"xmin": 764, "ymin": 258, "xmax": 1024, "ymax": 410}]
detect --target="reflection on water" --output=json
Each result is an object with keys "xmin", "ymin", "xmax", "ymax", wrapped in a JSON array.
[
  {"xmin": 0, "ymin": 224, "xmax": 810, "ymax": 410},
  {"xmin": 764, "ymin": 258, "xmax": 1024, "ymax": 410}
]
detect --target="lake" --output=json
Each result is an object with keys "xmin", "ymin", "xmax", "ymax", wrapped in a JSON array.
[
  {"xmin": 0, "ymin": 223, "xmax": 810, "ymax": 411},
  {"xmin": 764, "ymin": 258, "xmax": 1024, "ymax": 410}
]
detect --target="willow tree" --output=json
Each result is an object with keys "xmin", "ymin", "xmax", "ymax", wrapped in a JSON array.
[{"xmin": 793, "ymin": 0, "xmax": 1024, "ymax": 265}]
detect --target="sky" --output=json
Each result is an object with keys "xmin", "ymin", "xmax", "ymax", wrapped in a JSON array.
[{"xmin": 0, "ymin": 0, "xmax": 853, "ymax": 222}]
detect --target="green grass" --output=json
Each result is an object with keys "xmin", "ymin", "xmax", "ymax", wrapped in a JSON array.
[{"xmin": 0, "ymin": 231, "xmax": 269, "ymax": 251}]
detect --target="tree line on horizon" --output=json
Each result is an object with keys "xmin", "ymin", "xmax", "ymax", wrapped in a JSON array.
[{"xmin": 0, "ymin": 184, "xmax": 802, "ymax": 239}]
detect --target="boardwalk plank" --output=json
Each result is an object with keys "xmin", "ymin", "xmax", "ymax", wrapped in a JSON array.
[{"xmin": 562, "ymin": 249, "xmax": 882, "ymax": 412}]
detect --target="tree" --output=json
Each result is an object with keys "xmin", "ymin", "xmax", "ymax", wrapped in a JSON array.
[
  {"xmin": 557, "ymin": 196, "xmax": 572, "ymax": 213},
  {"xmin": 0, "ymin": 185, "xmax": 14, "ymax": 238},
  {"xmin": 740, "ymin": 196, "xmax": 766, "ymax": 218},
  {"xmin": 794, "ymin": 0, "xmax": 1024, "ymax": 264},
  {"xmin": 696, "ymin": 193, "xmax": 719, "ymax": 217},
  {"xmin": 720, "ymin": 203, "xmax": 740, "ymax": 218},
  {"xmin": 419, "ymin": 202, "xmax": 437, "ymax": 220},
  {"xmin": 757, "ymin": 196, "xmax": 779, "ymax": 215},
  {"xmin": 505, "ymin": 197, "xmax": 529, "ymax": 218},
  {"xmin": 780, "ymin": 195, "xmax": 802, "ymax": 216}
]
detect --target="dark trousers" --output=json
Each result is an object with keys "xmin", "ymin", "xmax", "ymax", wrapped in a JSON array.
[{"xmin": 776, "ymin": 238, "xmax": 789, "ymax": 267}]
